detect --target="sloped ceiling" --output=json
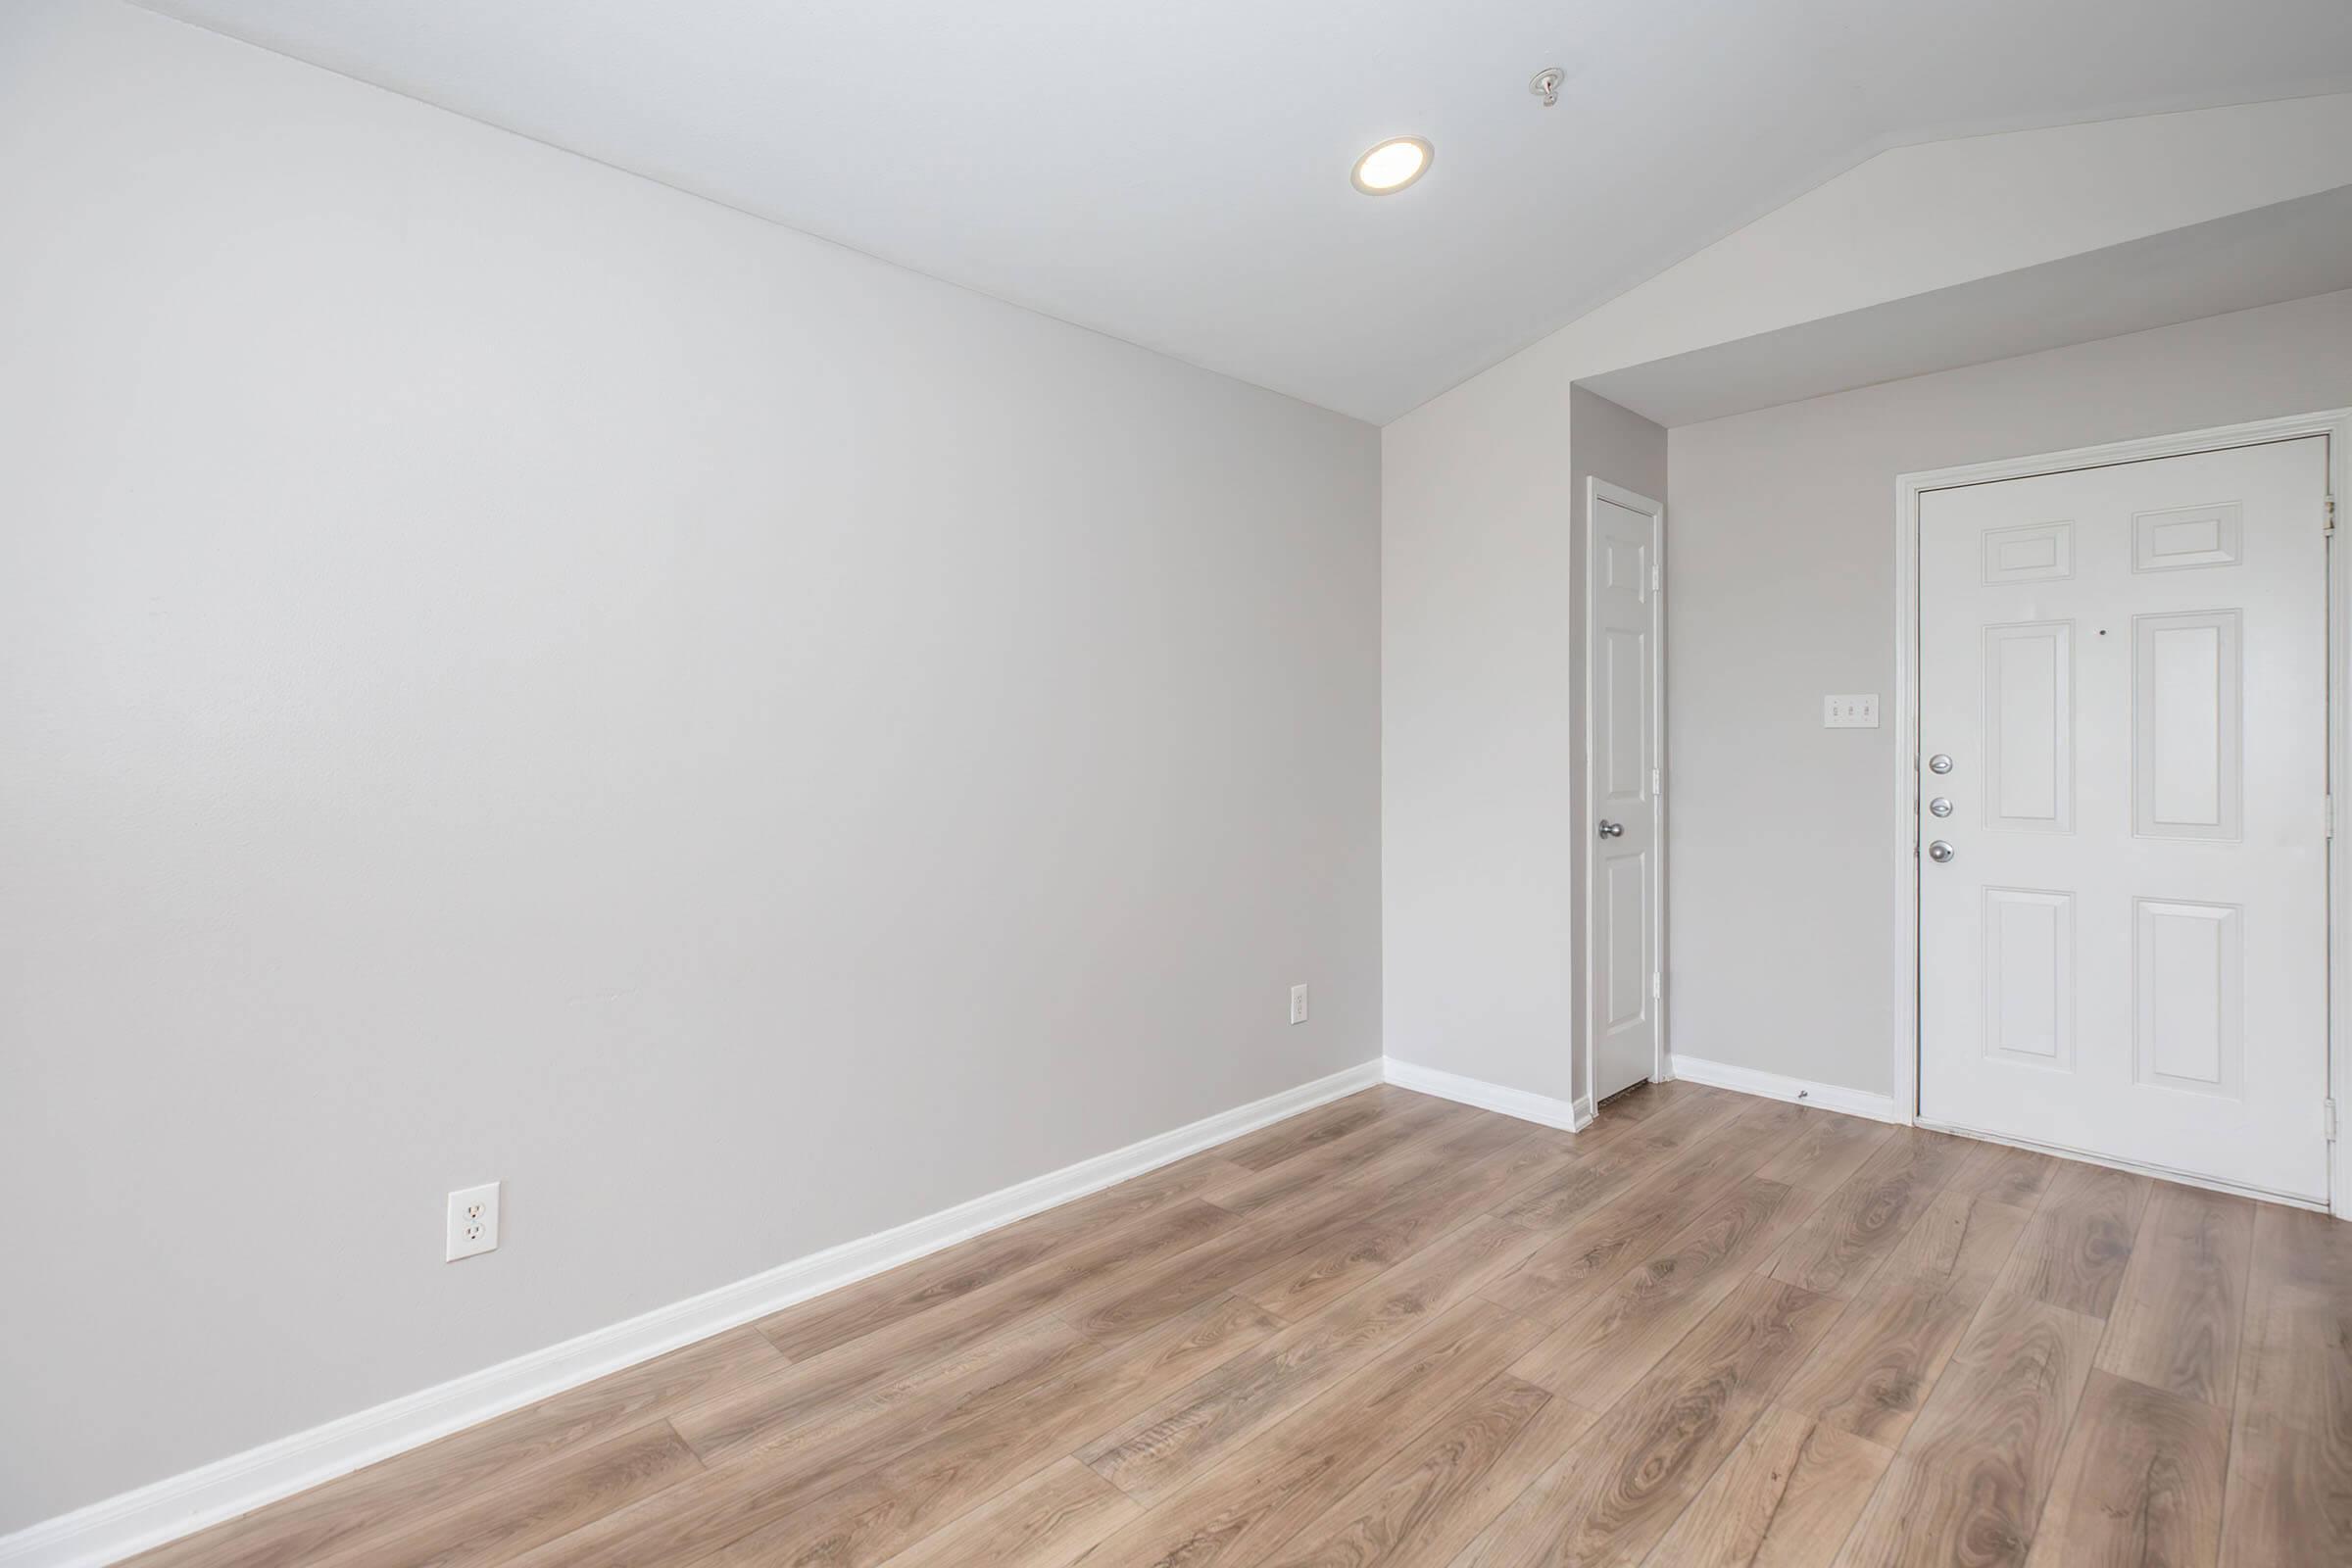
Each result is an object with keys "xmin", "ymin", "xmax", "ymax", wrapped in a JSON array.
[{"xmin": 141, "ymin": 0, "xmax": 2352, "ymax": 421}]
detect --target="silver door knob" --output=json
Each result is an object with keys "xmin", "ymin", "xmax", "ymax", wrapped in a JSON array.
[
  {"xmin": 1927, "ymin": 840, "xmax": 1955, "ymax": 863},
  {"xmin": 1928, "ymin": 797, "xmax": 1954, "ymax": 817},
  {"xmin": 1597, "ymin": 820, "xmax": 1625, "ymax": 839},
  {"xmin": 1928, "ymin": 754, "xmax": 1954, "ymax": 775}
]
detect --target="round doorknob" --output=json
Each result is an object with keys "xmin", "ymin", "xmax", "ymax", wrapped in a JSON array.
[
  {"xmin": 1928, "ymin": 797, "xmax": 1954, "ymax": 817},
  {"xmin": 1927, "ymin": 840, "xmax": 1955, "ymax": 863},
  {"xmin": 1597, "ymin": 819, "xmax": 1626, "ymax": 839},
  {"xmin": 1928, "ymin": 754, "xmax": 1955, "ymax": 775}
]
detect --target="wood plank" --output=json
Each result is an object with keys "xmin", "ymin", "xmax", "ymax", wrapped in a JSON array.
[
  {"xmin": 2248, "ymin": 1200, "xmax": 2352, "ymax": 1299},
  {"xmin": 1777, "ymin": 1236, "xmax": 2015, "ymax": 1449},
  {"xmin": 1257, "ymin": 1380, "xmax": 1596, "ymax": 1568},
  {"xmin": 2236, "ymin": 1202, "xmax": 2352, "ymax": 1457},
  {"xmin": 1902, "ymin": 1289, "xmax": 2103, "ymax": 1475},
  {"xmin": 1876, "ymin": 1190, "xmax": 2034, "ymax": 1292},
  {"xmin": 2218, "ymin": 1411, "xmax": 2352, "ymax": 1567},
  {"xmin": 1512, "ymin": 1178, "xmax": 1818, "ymax": 1409},
  {"xmin": 1220, "ymin": 1089, "xmax": 1406, "ymax": 1171},
  {"xmin": 2024, "ymin": 1370, "xmax": 2228, "ymax": 1568},
  {"xmin": 675, "ymin": 1197, "xmax": 1233, "ymax": 1465},
  {"xmin": 310, "ymin": 1422, "xmax": 703, "ymax": 1568},
  {"xmin": 1946, "ymin": 1140, "xmax": 2067, "ymax": 1212},
  {"xmin": 1065, "ymin": 1128, "xmax": 1561, "ymax": 1347},
  {"xmin": 2236, "ymin": 1280, "xmax": 2352, "ymax": 1465},
  {"xmin": 1766, "ymin": 1126, "xmax": 1976, "ymax": 1298},
  {"xmin": 757, "ymin": 1151, "xmax": 1251, "ymax": 1360},
  {"xmin": 1233, "ymin": 1151, "xmax": 1559, "ymax": 1324},
  {"xmin": 1072, "ymin": 1299, "xmax": 1554, "ymax": 1568},
  {"xmin": 1774, "ymin": 1189, "xmax": 2037, "ymax": 1446},
  {"xmin": 690, "ymin": 1287, "xmax": 1307, "ymax": 1568},
  {"xmin": 1080, "ymin": 1216, "xmax": 1548, "ymax": 1503},
  {"xmin": 502, "ymin": 1290, "xmax": 1280, "ymax": 1568},
  {"xmin": 1831, "ymin": 1289, "xmax": 2103, "ymax": 1567},
  {"xmin": 1454, "ymin": 1276, "xmax": 1843, "ymax": 1568},
  {"xmin": 2095, "ymin": 1183, "xmax": 2254, "ymax": 1408},
  {"xmin": 868, "ymin": 1455, "xmax": 1138, "ymax": 1568},
  {"xmin": 2226, "ymin": 1196, "xmax": 2352, "ymax": 1567},
  {"xmin": 1635, "ymin": 1404, "xmax": 1892, "ymax": 1568},
  {"xmin": 1209, "ymin": 1095, "xmax": 1479, "ymax": 1216},
  {"xmin": 1752, "ymin": 1111, "xmax": 1897, "ymax": 1196},
  {"xmin": 1483, "ymin": 1104, "xmax": 1824, "ymax": 1329},
  {"xmin": 1995, "ymin": 1160, "xmax": 2153, "ymax": 1319},
  {"xmin": 120, "ymin": 1327, "xmax": 788, "ymax": 1568},
  {"xmin": 670, "ymin": 1312, "xmax": 1099, "ymax": 1468},
  {"xmin": 1493, "ymin": 1089, "xmax": 1754, "ymax": 1230}
]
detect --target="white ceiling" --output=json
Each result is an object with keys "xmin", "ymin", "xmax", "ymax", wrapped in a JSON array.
[
  {"xmin": 141, "ymin": 0, "xmax": 2352, "ymax": 423},
  {"xmin": 1584, "ymin": 186, "xmax": 2352, "ymax": 427}
]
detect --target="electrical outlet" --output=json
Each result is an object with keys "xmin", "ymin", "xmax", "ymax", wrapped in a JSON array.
[
  {"xmin": 1289, "ymin": 984, "xmax": 1309, "ymax": 1025},
  {"xmin": 1823, "ymin": 694, "xmax": 1881, "ymax": 728},
  {"xmin": 446, "ymin": 1182, "xmax": 501, "ymax": 1262}
]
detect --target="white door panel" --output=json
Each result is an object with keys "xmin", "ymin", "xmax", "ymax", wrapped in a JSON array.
[
  {"xmin": 1587, "ymin": 489, "xmax": 1661, "ymax": 1104},
  {"xmin": 1918, "ymin": 438, "xmax": 2329, "ymax": 1201}
]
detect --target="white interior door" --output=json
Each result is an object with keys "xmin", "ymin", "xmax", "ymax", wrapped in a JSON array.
[
  {"xmin": 1587, "ymin": 483, "xmax": 1663, "ymax": 1105},
  {"xmin": 1917, "ymin": 437, "xmax": 2330, "ymax": 1202}
]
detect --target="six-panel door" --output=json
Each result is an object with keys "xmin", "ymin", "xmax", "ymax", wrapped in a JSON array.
[
  {"xmin": 1589, "ymin": 493, "xmax": 1661, "ymax": 1104},
  {"xmin": 1917, "ymin": 438, "xmax": 2329, "ymax": 1202}
]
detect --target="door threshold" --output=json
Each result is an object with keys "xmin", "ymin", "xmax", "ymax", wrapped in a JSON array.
[{"xmin": 1916, "ymin": 1117, "xmax": 2330, "ymax": 1212}]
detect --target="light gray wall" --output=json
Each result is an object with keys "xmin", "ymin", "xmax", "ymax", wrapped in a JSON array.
[
  {"xmin": 0, "ymin": 0, "xmax": 1379, "ymax": 1527},
  {"xmin": 1378, "ymin": 378, "xmax": 1660, "ymax": 1111},
  {"xmin": 1381, "ymin": 350, "xmax": 1577, "ymax": 1103},
  {"xmin": 1665, "ymin": 288, "xmax": 2352, "ymax": 1099}
]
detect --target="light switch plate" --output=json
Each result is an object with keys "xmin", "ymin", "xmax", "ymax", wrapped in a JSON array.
[{"xmin": 1823, "ymin": 694, "xmax": 1880, "ymax": 728}]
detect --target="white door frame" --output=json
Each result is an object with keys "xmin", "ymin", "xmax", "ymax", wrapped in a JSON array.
[
  {"xmin": 1585, "ymin": 477, "xmax": 1669, "ymax": 1105},
  {"xmin": 1891, "ymin": 409, "xmax": 2351, "ymax": 1217}
]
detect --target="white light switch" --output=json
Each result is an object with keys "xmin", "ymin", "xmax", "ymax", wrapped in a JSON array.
[{"xmin": 1823, "ymin": 694, "xmax": 1880, "ymax": 728}]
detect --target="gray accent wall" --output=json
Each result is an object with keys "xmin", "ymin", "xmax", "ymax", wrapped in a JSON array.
[
  {"xmin": 1665, "ymin": 288, "xmax": 2352, "ymax": 1100},
  {"xmin": 0, "ymin": 0, "xmax": 1380, "ymax": 1526}
]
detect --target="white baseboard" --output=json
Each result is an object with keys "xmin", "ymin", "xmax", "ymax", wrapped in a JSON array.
[
  {"xmin": 1382, "ymin": 1056, "xmax": 1593, "ymax": 1132},
  {"xmin": 1666, "ymin": 1053, "xmax": 1903, "ymax": 1124},
  {"xmin": 0, "ymin": 1059, "xmax": 1384, "ymax": 1568}
]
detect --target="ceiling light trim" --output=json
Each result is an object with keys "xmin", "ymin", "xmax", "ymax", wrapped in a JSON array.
[{"xmin": 1351, "ymin": 136, "xmax": 1434, "ymax": 196}]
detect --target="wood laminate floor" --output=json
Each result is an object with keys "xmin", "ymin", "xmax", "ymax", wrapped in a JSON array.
[{"xmin": 125, "ymin": 1082, "xmax": 2351, "ymax": 1567}]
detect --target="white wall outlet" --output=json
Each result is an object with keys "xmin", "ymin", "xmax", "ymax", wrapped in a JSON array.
[
  {"xmin": 1289, "ymin": 984, "xmax": 1309, "ymax": 1025},
  {"xmin": 446, "ymin": 1182, "xmax": 501, "ymax": 1262},
  {"xmin": 1823, "ymin": 694, "xmax": 1880, "ymax": 728}
]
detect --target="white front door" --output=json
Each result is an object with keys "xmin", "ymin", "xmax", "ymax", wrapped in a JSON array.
[
  {"xmin": 1917, "ymin": 437, "xmax": 2330, "ymax": 1202},
  {"xmin": 1587, "ymin": 483, "xmax": 1663, "ymax": 1104}
]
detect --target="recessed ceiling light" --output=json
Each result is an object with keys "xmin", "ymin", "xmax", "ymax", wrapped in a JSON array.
[{"xmin": 1351, "ymin": 136, "xmax": 1433, "ymax": 196}]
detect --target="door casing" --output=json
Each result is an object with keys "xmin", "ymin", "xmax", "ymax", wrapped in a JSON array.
[
  {"xmin": 1891, "ymin": 409, "xmax": 2352, "ymax": 1217},
  {"xmin": 1584, "ymin": 477, "xmax": 1669, "ymax": 1107}
]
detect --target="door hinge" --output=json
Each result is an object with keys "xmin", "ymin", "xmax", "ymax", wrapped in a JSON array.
[
  {"xmin": 1650, "ymin": 564, "xmax": 1663, "ymax": 593},
  {"xmin": 1651, "ymin": 766, "xmax": 1662, "ymax": 797},
  {"xmin": 2328, "ymin": 794, "xmax": 2336, "ymax": 839},
  {"xmin": 2328, "ymin": 1098, "xmax": 2339, "ymax": 1142},
  {"xmin": 1650, "ymin": 972, "xmax": 1662, "ymax": 1000},
  {"xmin": 2327, "ymin": 494, "xmax": 2337, "ymax": 536}
]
